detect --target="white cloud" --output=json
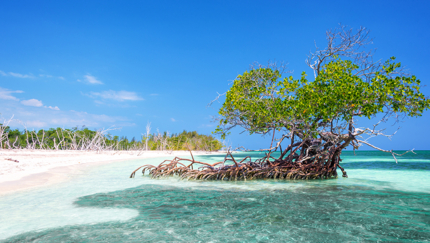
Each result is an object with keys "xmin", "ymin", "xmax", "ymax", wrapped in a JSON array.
[
  {"xmin": 88, "ymin": 90, "xmax": 143, "ymax": 101},
  {"xmin": 1, "ymin": 92, "xmax": 132, "ymax": 130},
  {"xmin": 45, "ymin": 106, "xmax": 60, "ymax": 110},
  {"xmin": 1, "ymin": 70, "xmax": 66, "ymax": 80},
  {"xmin": 0, "ymin": 70, "xmax": 35, "ymax": 78},
  {"xmin": 40, "ymin": 74, "xmax": 65, "ymax": 80},
  {"xmin": 78, "ymin": 74, "xmax": 103, "ymax": 85},
  {"xmin": 0, "ymin": 87, "xmax": 24, "ymax": 101},
  {"xmin": 1, "ymin": 102, "xmax": 130, "ymax": 130},
  {"xmin": 1, "ymin": 86, "xmax": 60, "ymax": 111},
  {"xmin": 21, "ymin": 99, "xmax": 43, "ymax": 107},
  {"xmin": 39, "ymin": 74, "xmax": 53, "ymax": 78},
  {"xmin": 150, "ymin": 93, "xmax": 159, "ymax": 96},
  {"xmin": 8, "ymin": 72, "xmax": 34, "ymax": 78},
  {"xmin": 16, "ymin": 97, "xmax": 60, "ymax": 110},
  {"xmin": 171, "ymin": 118, "xmax": 176, "ymax": 122}
]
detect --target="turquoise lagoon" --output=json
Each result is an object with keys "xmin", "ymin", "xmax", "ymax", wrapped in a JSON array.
[{"xmin": 0, "ymin": 151, "xmax": 429, "ymax": 242}]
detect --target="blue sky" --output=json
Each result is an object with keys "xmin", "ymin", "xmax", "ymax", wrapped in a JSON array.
[{"xmin": 1, "ymin": 0, "xmax": 429, "ymax": 150}]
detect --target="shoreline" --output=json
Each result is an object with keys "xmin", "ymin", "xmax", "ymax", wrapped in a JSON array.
[{"xmin": 0, "ymin": 149, "xmax": 222, "ymax": 195}]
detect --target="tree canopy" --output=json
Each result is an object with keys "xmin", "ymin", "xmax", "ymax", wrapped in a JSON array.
[
  {"xmin": 216, "ymin": 26, "xmax": 430, "ymax": 158},
  {"xmin": 216, "ymin": 58, "xmax": 429, "ymax": 141}
]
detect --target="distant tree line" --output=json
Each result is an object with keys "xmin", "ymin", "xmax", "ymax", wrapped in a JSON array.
[{"xmin": 0, "ymin": 124, "xmax": 223, "ymax": 152}]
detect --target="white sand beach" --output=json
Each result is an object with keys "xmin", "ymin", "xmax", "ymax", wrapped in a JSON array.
[{"xmin": 0, "ymin": 149, "xmax": 218, "ymax": 195}]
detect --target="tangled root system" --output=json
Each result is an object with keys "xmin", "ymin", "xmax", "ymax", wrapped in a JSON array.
[{"xmin": 130, "ymin": 144, "xmax": 348, "ymax": 181}]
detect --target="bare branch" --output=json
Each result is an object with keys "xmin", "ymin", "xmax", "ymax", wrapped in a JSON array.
[{"xmin": 356, "ymin": 139, "xmax": 415, "ymax": 163}]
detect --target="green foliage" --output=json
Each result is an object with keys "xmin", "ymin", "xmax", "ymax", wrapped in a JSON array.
[
  {"xmin": 145, "ymin": 130, "xmax": 223, "ymax": 151},
  {"xmin": 0, "ymin": 126, "xmax": 223, "ymax": 151},
  {"xmin": 216, "ymin": 58, "xmax": 430, "ymax": 139}
]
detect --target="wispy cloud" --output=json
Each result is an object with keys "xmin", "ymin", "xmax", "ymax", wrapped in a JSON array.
[
  {"xmin": 0, "ymin": 70, "xmax": 35, "ymax": 78},
  {"xmin": 39, "ymin": 74, "xmax": 65, "ymax": 80},
  {"xmin": 92, "ymin": 98, "xmax": 137, "ymax": 108},
  {"xmin": 1, "ymin": 70, "xmax": 65, "ymax": 80},
  {"xmin": 88, "ymin": 90, "xmax": 143, "ymax": 101},
  {"xmin": 39, "ymin": 74, "xmax": 53, "ymax": 78},
  {"xmin": 45, "ymin": 106, "xmax": 60, "ymax": 110},
  {"xmin": 21, "ymin": 99, "xmax": 43, "ymax": 107},
  {"xmin": 7, "ymin": 72, "xmax": 35, "ymax": 78},
  {"xmin": 171, "ymin": 118, "xmax": 176, "ymax": 122},
  {"xmin": 78, "ymin": 74, "xmax": 103, "ymax": 85},
  {"xmin": 150, "ymin": 93, "xmax": 159, "ymax": 96},
  {"xmin": 0, "ymin": 87, "xmax": 24, "ymax": 101},
  {"xmin": 20, "ymin": 98, "xmax": 60, "ymax": 110},
  {"xmin": 2, "ymin": 101, "xmax": 130, "ymax": 130}
]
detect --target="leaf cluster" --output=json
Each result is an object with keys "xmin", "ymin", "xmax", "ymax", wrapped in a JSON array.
[{"xmin": 216, "ymin": 58, "xmax": 430, "ymax": 139}]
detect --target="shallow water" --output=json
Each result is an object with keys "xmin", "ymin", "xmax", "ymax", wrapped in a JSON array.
[{"xmin": 0, "ymin": 151, "xmax": 429, "ymax": 242}]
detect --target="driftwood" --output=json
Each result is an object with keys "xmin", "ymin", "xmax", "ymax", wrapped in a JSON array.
[
  {"xmin": 130, "ymin": 141, "xmax": 348, "ymax": 181},
  {"xmin": 5, "ymin": 158, "xmax": 19, "ymax": 163}
]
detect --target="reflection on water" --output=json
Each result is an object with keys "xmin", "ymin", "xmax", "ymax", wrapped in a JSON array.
[{"xmin": 1, "ymin": 151, "xmax": 430, "ymax": 242}]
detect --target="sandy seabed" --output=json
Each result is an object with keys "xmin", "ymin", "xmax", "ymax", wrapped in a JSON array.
[{"xmin": 0, "ymin": 149, "xmax": 219, "ymax": 195}]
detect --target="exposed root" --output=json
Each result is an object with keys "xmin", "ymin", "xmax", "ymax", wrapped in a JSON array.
[{"xmin": 130, "ymin": 147, "xmax": 348, "ymax": 181}]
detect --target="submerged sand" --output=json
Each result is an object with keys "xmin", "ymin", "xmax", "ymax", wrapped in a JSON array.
[{"xmin": 0, "ymin": 149, "xmax": 219, "ymax": 195}]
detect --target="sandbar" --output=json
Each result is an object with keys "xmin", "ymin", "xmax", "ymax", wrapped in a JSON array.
[{"xmin": 0, "ymin": 149, "xmax": 220, "ymax": 195}]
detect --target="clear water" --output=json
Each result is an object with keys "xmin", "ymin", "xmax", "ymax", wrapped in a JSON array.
[{"xmin": 0, "ymin": 151, "xmax": 429, "ymax": 242}]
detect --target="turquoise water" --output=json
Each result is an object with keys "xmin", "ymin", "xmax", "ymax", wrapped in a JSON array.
[{"xmin": 0, "ymin": 151, "xmax": 429, "ymax": 242}]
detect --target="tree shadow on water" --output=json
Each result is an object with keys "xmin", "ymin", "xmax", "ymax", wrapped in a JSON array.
[{"xmin": 4, "ymin": 184, "xmax": 430, "ymax": 242}]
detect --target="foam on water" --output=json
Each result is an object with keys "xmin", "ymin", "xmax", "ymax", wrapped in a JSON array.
[{"xmin": 0, "ymin": 151, "xmax": 429, "ymax": 242}]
